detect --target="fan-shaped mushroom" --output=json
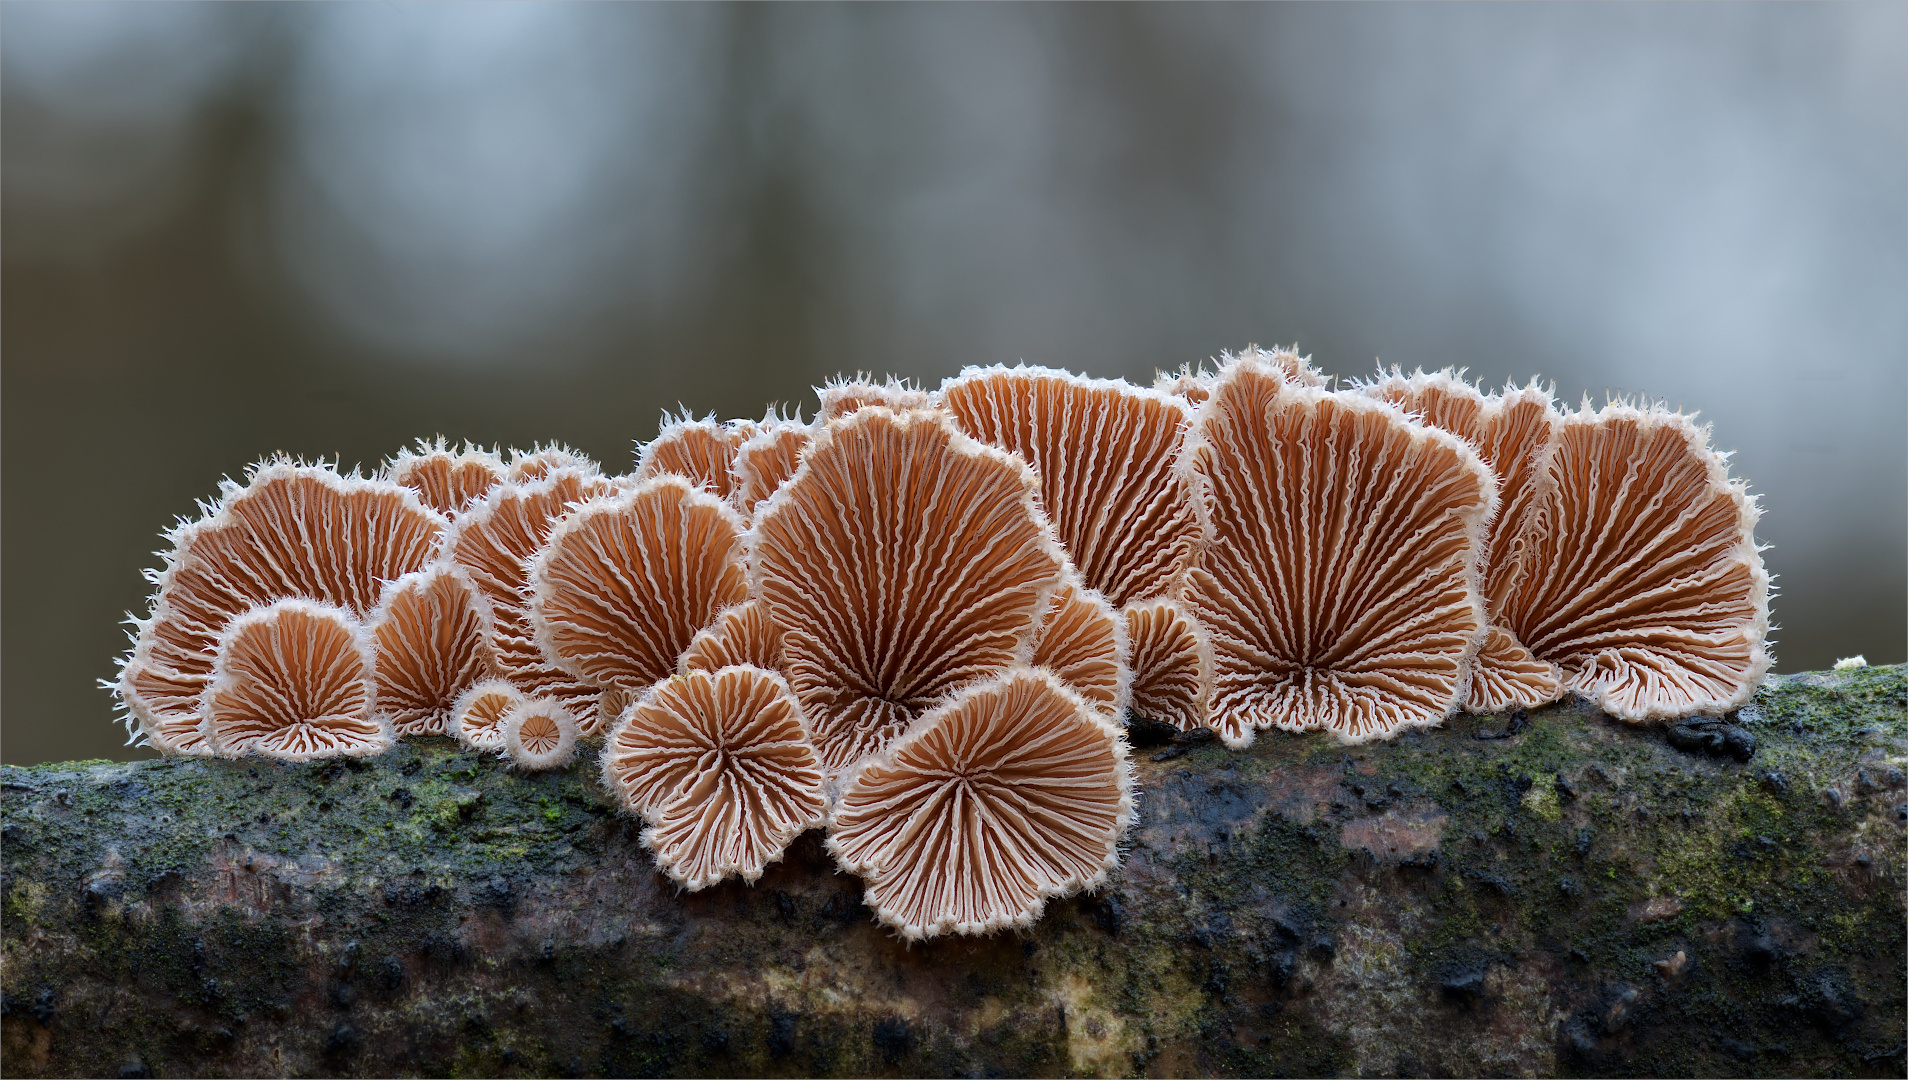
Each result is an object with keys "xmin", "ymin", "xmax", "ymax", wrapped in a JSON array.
[
  {"xmin": 505, "ymin": 443, "xmax": 600, "ymax": 483},
  {"xmin": 941, "ymin": 365, "xmax": 1203, "ymax": 608},
  {"xmin": 202, "ymin": 598, "xmax": 390, "ymax": 761},
  {"xmin": 366, "ymin": 565, "xmax": 496, "ymax": 737},
  {"xmin": 502, "ymin": 696, "xmax": 579, "ymax": 770},
  {"xmin": 815, "ymin": 373, "xmax": 935, "ymax": 423},
  {"xmin": 731, "ymin": 415, "xmax": 813, "ymax": 521},
  {"xmin": 1491, "ymin": 402, "xmax": 1770, "ymax": 722},
  {"xmin": 1159, "ymin": 346, "xmax": 1323, "ymax": 408},
  {"xmin": 1181, "ymin": 355, "xmax": 1496, "ymax": 745},
  {"xmin": 116, "ymin": 461, "xmax": 444, "ymax": 755},
  {"xmin": 1122, "ymin": 598, "xmax": 1212, "ymax": 733},
  {"xmin": 634, "ymin": 412, "xmax": 748, "ymax": 500},
  {"xmin": 384, "ymin": 438, "xmax": 504, "ymax": 517},
  {"xmin": 1029, "ymin": 580, "xmax": 1127, "ymax": 719},
  {"xmin": 604, "ymin": 665, "xmax": 827, "ymax": 890},
  {"xmin": 451, "ymin": 679, "xmax": 522, "ymax": 752},
  {"xmin": 751, "ymin": 407, "xmax": 1067, "ymax": 774},
  {"xmin": 827, "ymin": 668, "xmax": 1132, "ymax": 941},
  {"xmin": 531, "ymin": 476, "xmax": 750, "ymax": 698},
  {"xmin": 678, "ymin": 600, "xmax": 784, "ymax": 674},
  {"xmin": 446, "ymin": 471, "xmax": 622, "ymax": 734}
]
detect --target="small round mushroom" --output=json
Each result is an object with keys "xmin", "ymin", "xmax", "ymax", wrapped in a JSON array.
[
  {"xmin": 367, "ymin": 565, "xmax": 497, "ymax": 737},
  {"xmin": 451, "ymin": 679, "xmax": 522, "ymax": 752},
  {"xmin": 604, "ymin": 665, "xmax": 827, "ymax": 890},
  {"xmin": 730, "ymin": 413, "xmax": 813, "ymax": 521},
  {"xmin": 828, "ymin": 668, "xmax": 1133, "ymax": 941},
  {"xmin": 677, "ymin": 600, "xmax": 784, "ymax": 675},
  {"xmin": 750, "ymin": 407, "xmax": 1068, "ymax": 775},
  {"xmin": 383, "ymin": 438, "xmax": 505, "ymax": 518},
  {"xmin": 1121, "ymin": 597, "xmax": 1213, "ymax": 733},
  {"xmin": 502, "ymin": 697, "xmax": 578, "ymax": 770},
  {"xmin": 1029, "ymin": 579, "xmax": 1128, "ymax": 720},
  {"xmin": 530, "ymin": 476, "xmax": 750, "ymax": 698},
  {"xmin": 202, "ymin": 598, "xmax": 391, "ymax": 761}
]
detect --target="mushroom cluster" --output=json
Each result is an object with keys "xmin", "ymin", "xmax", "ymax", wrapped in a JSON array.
[{"xmin": 112, "ymin": 348, "xmax": 1769, "ymax": 938}]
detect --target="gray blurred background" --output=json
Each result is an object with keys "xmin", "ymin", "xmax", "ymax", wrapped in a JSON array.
[{"xmin": 4, "ymin": 2, "xmax": 1903, "ymax": 765}]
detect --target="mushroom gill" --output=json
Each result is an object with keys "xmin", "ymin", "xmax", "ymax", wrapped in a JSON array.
[
  {"xmin": 678, "ymin": 599, "xmax": 784, "ymax": 675},
  {"xmin": 116, "ymin": 461, "xmax": 444, "ymax": 755},
  {"xmin": 384, "ymin": 438, "xmax": 505, "ymax": 518},
  {"xmin": 1181, "ymin": 356, "xmax": 1496, "ymax": 745},
  {"xmin": 203, "ymin": 598, "xmax": 390, "ymax": 761},
  {"xmin": 367, "ymin": 565, "xmax": 496, "ymax": 737},
  {"xmin": 502, "ymin": 696, "xmax": 579, "ymax": 770},
  {"xmin": 815, "ymin": 373, "xmax": 935, "ymax": 423},
  {"xmin": 530, "ymin": 475, "xmax": 750, "ymax": 698},
  {"xmin": 1029, "ymin": 579, "xmax": 1128, "ymax": 719},
  {"xmin": 606, "ymin": 665, "xmax": 827, "ymax": 890},
  {"xmin": 451, "ymin": 679, "xmax": 522, "ymax": 752},
  {"xmin": 731, "ymin": 416, "xmax": 813, "ymax": 521},
  {"xmin": 750, "ymin": 407, "xmax": 1067, "ymax": 775},
  {"xmin": 634, "ymin": 412, "xmax": 749, "ymax": 500},
  {"xmin": 1122, "ymin": 598, "xmax": 1212, "ymax": 733},
  {"xmin": 1492, "ymin": 402, "xmax": 1770, "ymax": 722},
  {"xmin": 827, "ymin": 668, "xmax": 1132, "ymax": 941},
  {"xmin": 504, "ymin": 443, "xmax": 601, "ymax": 484}
]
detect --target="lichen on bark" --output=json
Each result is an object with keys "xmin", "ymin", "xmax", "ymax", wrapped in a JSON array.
[{"xmin": 3, "ymin": 666, "xmax": 1904, "ymax": 1078}]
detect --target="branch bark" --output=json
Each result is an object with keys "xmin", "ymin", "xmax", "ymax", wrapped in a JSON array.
[{"xmin": 3, "ymin": 667, "xmax": 1904, "ymax": 1078}]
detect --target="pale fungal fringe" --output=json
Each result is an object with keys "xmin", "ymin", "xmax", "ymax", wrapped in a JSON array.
[
  {"xmin": 366, "ymin": 564, "xmax": 498, "ymax": 738},
  {"xmin": 747, "ymin": 407, "xmax": 1069, "ymax": 777},
  {"xmin": 1122, "ymin": 597, "xmax": 1213, "ymax": 733},
  {"xmin": 826, "ymin": 668, "xmax": 1134, "ymax": 942},
  {"xmin": 730, "ymin": 418, "xmax": 814, "ymax": 522},
  {"xmin": 605, "ymin": 665, "xmax": 827, "ymax": 891},
  {"xmin": 116, "ymin": 461, "xmax": 445, "ymax": 756},
  {"xmin": 677, "ymin": 599, "xmax": 785, "ymax": 675},
  {"xmin": 505, "ymin": 443, "xmax": 601, "ymax": 484},
  {"xmin": 1029, "ymin": 578, "xmax": 1130, "ymax": 721},
  {"xmin": 1833, "ymin": 656, "xmax": 1867, "ymax": 671},
  {"xmin": 1491, "ymin": 400, "xmax": 1771, "ymax": 723},
  {"xmin": 530, "ymin": 476, "xmax": 750, "ymax": 698},
  {"xmin": 201, "ymin": 598, "xmax": 392, "ymax": 762},
  {"xmin": 814, "ymin": 373, "xmax": 937, "ymax": 423},
  {"xmin": 940, "ymin": 364, "xmax": 1204, "ymax": 608},
  {"xmin": 381, "ymin": 437, "xmax": 506, "ymax": 518},
  {"xmin": 502, "ymin": 696, "xmax": 579, "ymax": 771},
  {"xmin": 1178, "ymin": 356, "xmax": 1496, "ymax": 747},
  {"xmin": 451, "ymin": 679, "xmax": 523, "ymax": 753},
  {"xmin": 443, "ymin": 470, "xmax": 624, "ymax": 735}
]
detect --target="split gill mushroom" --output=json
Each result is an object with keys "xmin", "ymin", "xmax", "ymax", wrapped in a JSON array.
[{"xmin": 201, "ymin": 598, "xmax": 390, "ymax": 761}]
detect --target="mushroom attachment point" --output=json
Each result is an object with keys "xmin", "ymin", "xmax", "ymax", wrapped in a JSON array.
[
  {"xmin": 1492, "ymin": 403, "xmax": 1770, "ymax": 722},
  {"xmin": 1182, "ymin": 356, "xmax": 1495, "ymax": 745},
  {"xmin": 202, "ymin": 599, "xmax": 390, "ymax": 761},
  {"xmin": 605, "ymin": 666, "xmax": 827, "ymax": 890},
  {"xmin": 828, "ymin": 669, "xmax": 1133, "ymax": 941},
  {"xmin": 502, "ymin": 697, "xmax": 579, "ymax": 770},
  {"xmin": 678, "ymin": 600, "xmax": 784, "ymax": 675},
  {"xmin": 384, "ymin": 438, "xmax": 505, "ymax": 517},
  {"xmin": 941, "ymin": 365, "xmax": 1204, "ymax": 607},
  {"xmin": 531, "ymin": 476, "xmax": 750, "ymax": 698},
  {"xmin": 751, "ymin": 407, "xmax": 1067, "ymax": 775},
  {"xmin": 1029, "ymin": 580, "xmax": 1128, "ymax": 719},
  {"xmin": 116, "ymin": 461, "xmax": 444, "ymax": 755},
  {"xmin": 367, "ymin": 565, "xmax": 496, "ymax": 737},
  {"xmin": 1122, "ymin": 598, "xmax": 1213, "ymax": 733},
  {"xmin": 451, "ymin": 679, "xmax": 522, "ymax": 753}
]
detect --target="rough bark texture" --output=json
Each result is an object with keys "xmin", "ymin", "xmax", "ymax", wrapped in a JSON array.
[{"xmin": 3, "ymin": 666, "xmax": 1904, "ymax": 1079}]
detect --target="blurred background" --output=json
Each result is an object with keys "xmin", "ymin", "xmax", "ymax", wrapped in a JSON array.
[{"xmin": 4, "ymin": 2, "xmax": 1903, "ymax": 764}]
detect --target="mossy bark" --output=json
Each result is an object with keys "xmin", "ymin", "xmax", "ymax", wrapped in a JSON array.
[{"xmin": 3, "ymin": 667, "xmax": 1904, "ymax": 1079}]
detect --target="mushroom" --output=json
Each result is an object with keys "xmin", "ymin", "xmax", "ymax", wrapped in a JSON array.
[
  {"xmin": 940, "ymin": 365, "xmax": 1203, "ymax": 608},
  {"xmin": 814, "ymin": 373, "xmax": 935, "ymax": 423},
  {"xmin": 634, "ymin": 411, "xmax": 748, "ymax": 500},
  {"xmin": 1029, "ymin": 578, "xmax": 1128, "ymax": 720},
  {"xmin": 504, "ymin": 443, "xmax": 600, "ymax": 483},
  {"xmin": 202, "ymin": 598, "xmax": 390, "ymax": 761},
  {"xmin": 115, "ymin": 461, "xmax": 444, "ymax": 755},
  {"xmin": 366, "ymin": 565, "xmax": 497, "ymax": 737},
  {"xmin": 678, "ymin": 600, "xmax": 784, "ymax": 675},
  {"xmin": 604, "ymin": 665, "xmax": 827, "ymax": 890},
  {"xmin": 451, "ymin": 679, "xmax": 522, "ymax": 752},
  {"xmin": 445, "ymin": 470, "xmax": 624, "ymax": 734},
  {"xmin": 1357, "ymin": 369, "xmax": 1565, "ymax": 711},
  {"xmin": 827, "ymin": 668, "xmax": 1132, "ymax": 941},
  {"xmin": 1180, "ymin": 354, "xmax": 1496, "ymax": 745},
  {"xmin": 502, "ymin": 696, "xmax": 579, "ymax": 770},
  {"xmin": 1490, "ymin": 401, "xmax": 1770, "ymax": 722},
  {"xmin": 530, "ymin": 475, "xmax": 750, "ymax": 699},
  {"xmin": 731, "ymin": 413, "xmax": 813, "ymax": 521},
  {"xmin": 1157, "ymin": 346, "xmax": 1324, "ymax": 408},
  {"xmin": 383, "ymin": 438, "xmax": 505, "ymax": 517},
  {"xmin": 750, "ymin": 407, "xmax": 1067, "ymax": 774},
  {"xmin": 1121, "ymin": 598, "xmax": 1213, "ymax": 733}
]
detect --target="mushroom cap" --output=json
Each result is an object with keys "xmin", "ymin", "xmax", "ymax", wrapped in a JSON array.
[
  {"xmin": 940, "ymin": 365, "xmax": 1204, "ymax": 607},
  {"xmin": 451, "ymin": 679, "xmax": 522, "ymax": 752},
  {"xmin": 605, "ymin": 665, "xmax": 827, "ymax": 890},
  {"xmin": 117, "ymin": 461, "xmax": 444, "ymax": 755},
  {"xmin": 202, "ymin": 598, "xmax": 391, "ymax": 761},
  {"xmin": 814, "ymin": 373, "xmax": 936, "ymax": 423},
  {"xmin": 505, "ymin": 443, "xmax": 601, "ymax": 483},
  {"xmin": 367, "ymin": 564, "xmax": 497, "ymax": 737},
  {"xmin": 1029, "ymin": 579, "xmax": 1129, "ymax": 720},
  {"xmin": 749, "ymin": 407, "xmax": 1068, "ymax": 775},
  {"xmin": 502, "ymin": 696, "xmax": 579, "ymax": 770},
  {"xmin": 530, "ymin": 475, "xmax": 750, "ymax": 696},
  {"xmin": 1493, "ymin": 402, "xmax": 1771, "ymax": 722},
  {"xmin": 731, "ymin": 418, "xmax": 813, "ymax": 521},
  {"xmin": 678, "ymin": 599, "xmax": 784, "ymax": 675},
  {"xmin": 634, "ymin": 412, "xmax": 748, "ymax": 500},
  {"xmin": 1122, "ymin": 597, "xmax": 1213, "ymax": 733},
  {"xmin": 827, "ymin": 668, "xmax": 1133, "ymax": 941},
  {"xmin": 383, "ymin": 438, "xmax": 505, "ymax": 517},
  {"xmin": 1180, "ymin": 356, "xmax": 1496, "ymax": 745},
  {"xmin": 445, "ymin": 470, "xmax": 623, "ymax": 735}
]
